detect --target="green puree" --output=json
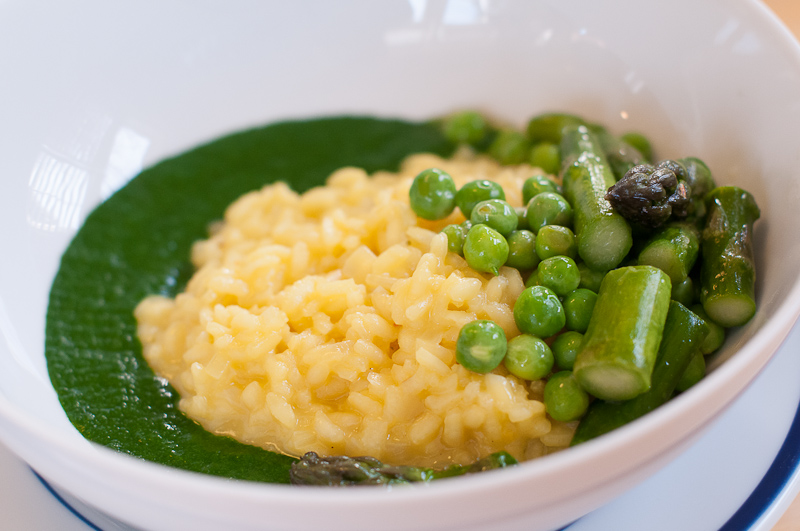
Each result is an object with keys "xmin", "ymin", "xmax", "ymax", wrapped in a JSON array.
[{"xmin": 45, "ymin": 116, "xmax": 454, "ymax": 483}]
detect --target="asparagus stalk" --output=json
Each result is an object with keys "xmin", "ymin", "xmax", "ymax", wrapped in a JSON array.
[
  {"xmin": 699, "ymin": 186, "xmax": 760, "ymax": 327},
  {"xmin": 577, "ymin": 262, "xmax": 607, "ymax": 292},
  {"xmin": 526, "ymin": 112, "xmax": 585, "ymax": 144},
  {"xmin": 691, "ymin": 304, "xmax": 726, "ymax": 355},
  {"xmin": 604, "ymin": 160, "xmax": 691, "ymax": 228},
  {"xmin": 679, "ymin": 157, "xmax": 715, "ymax": 196},
  {"xmin": 573, "ymin": 265, "xmax": 672, "ymax": 401},
  {"xmin": 679, "ymin": 156, "xmax": 716, "ymax": 221},
  {"xmin": 636, "ymin": 222, "xmax": 700, "ymax": 285},
  {"xmin": 560, "ymin": 124, "xmax": 633, "ymax": 271},
  {"xmin": 595, "ymin": 129, "xmax": 648, "ymax": 181},
  {"xmin": 290, "ymin": 451, "xmax": 517, "ymax": 486},
  {"xmin": 671, "ymin": 277, "xmax": 695, "ymax": 307},
  {"xmin": 621, "ymin": 132, "xmax": 654, "ymax": 162},
  {"xmin": 571, "ymin": 301, "xmax": 708, "ymax": 445},
  {"xmin": 675, "ymin": 351, "xmax": 706, "ymax": 392}
]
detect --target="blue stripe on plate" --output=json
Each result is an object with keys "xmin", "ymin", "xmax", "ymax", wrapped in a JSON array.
[
  {"xmin": 718, "ymin": 395, "xmax": 800, "ymax": 530},
  {"xmin": 31, "ymin": 469, "xmax": 103, "ymax": 531},
  {"xmin": 558, "ymin": 396, "xmax": 800, "ymax": 531}
]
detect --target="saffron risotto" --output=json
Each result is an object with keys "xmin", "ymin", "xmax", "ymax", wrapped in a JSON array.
[{"xmin": 135, "ymin": 152, "xmax": 577, "ymax": 468}]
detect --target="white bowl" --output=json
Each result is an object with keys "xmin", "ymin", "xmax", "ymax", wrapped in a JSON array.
[{"xmin": 2, "ymin": 1, "xmax": 800, "ymax": 530}]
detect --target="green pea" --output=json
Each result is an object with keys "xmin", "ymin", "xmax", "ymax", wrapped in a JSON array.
[
  {"xmin": 671, "ymin": 277, "xmax": 695, "ymax": 307},
  {"xmin": 536, "ymin": 256, "xmax": 580, "ymax": 297},
  {"xmin": 691, "ymin": 304, "xmax": 726, "ymax": 355},
  {"xmin": 409, "ymin": 168, "xmax": 457, "ymax": 220},
  {"xmin": 578, "ymin": 263, "xmax": 607, "ymax": 293},
  {"xmin": 463, "ymin": 224, "xmax": 509, "ymax": 276},
  {"xmin": 515, "ymin": 206, "xmax": 529, "ymax": 230},
  {"xmin": 456, "ymin": 180, "xmax": 506, "ymax": 219},
  {"xmin": 535, "ymin": 225, "xmax": 577, "ymax": 260},
  {"xmin": 522, "ymin": 175, "xmax": 561, "ymax": 205},
  {"xmin": 529, "ymin": 142, "xmax": 561, "ymax": 175},
  {"xmin": 504, "ymin": 334, "xmax": 554, "ymax": 380},
  {"xmin": 676, "ymin": 352, "xmax": 705, "ymax": 392},
  {"xmin": 505, "ymin": 230, "xmax": 539, "ymax": 270},
  {"xmin": 442, "ymin": 111, "xmax": 490, "ymax": 146},
  {"xmin": 456, "ymin": 320, "xmax": 508, "ymax": 373},
  {"xmin": 621, "ymin": 132, "xmax": 653, "ymax": 162},
  {"xmin": 470, "ymin": 199, "xmax": 518, "ymax": 236},
  {"xmin": 513, "ymin": 285, "xmax": 565, "ymax": 338},
  {"xmin": 526, "ymin": 192, "xmax": 573, "ymax": 232},
  {"xmin": 563, "ymin": 288, "xmax": 598, "ymax": 333},
  {"xmin": 489, "ymin": 129, "xmax": 530, "ymax": 165},
  {"xmin": 551, "ymin": 331, "xmax": 583, "ymax": 371},
  {"xmin": 544, "ymin": 371, "xmax": 589, "ymax": 422},
  {"xmin": 441, "ymin": 224, "xmax": 467, "ymax": 255}
]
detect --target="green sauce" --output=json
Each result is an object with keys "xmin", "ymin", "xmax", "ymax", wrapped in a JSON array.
[{"xmin": 45, "ymin": 116, "xmax": 454, "ymax": 483}]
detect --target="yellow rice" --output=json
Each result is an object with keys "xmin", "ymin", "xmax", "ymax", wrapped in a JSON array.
[{"xmin": 135, "ymin": 152, "xmax": 576, "ymax": 468}]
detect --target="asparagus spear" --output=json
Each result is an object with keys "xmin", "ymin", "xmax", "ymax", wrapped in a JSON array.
[
  {"xmin": 636, "ymin": 222, "xmax": 700, "ymax": 285},
  {"xmin": 527, "ymin": 111, "xmax": 648, "ymax": 180},
  {"xmin": 577, "ymin": 262, "xmax": 607, "ymax": 293},
  {"xmin": 622, "ymin": 132, "xmax": 654, "ymax": 162},
  {"xmin": 571, "ymin": 301, "xmax": 708, "ymax": 445},
  {"xmin": 290, "ymin": 451, "xmax": 517, "ymax": 486},
  {"xmin": 675, "ymin": 351, "xmax": 706, "ymax": 392},
  {"xmin": 605, "ymin": 157, "xmax": 715, "ymax": 229},
  {"xmin": 699, "ymin": 186, "xmax": 760, "ymax": 327},
  {"xmin": 604, "ymin": 160, "xmax": 691, "ymax": 228},
  {"xmin": 671, "ymin": 277, "xmax": 695, "ymax": 307},
  {"xmin": 679, "ymin": 156, "xmax": 716, "ymax": 221},
  {"xmin": 680, "ymin": 157, "xmax": 715, "ymax": 196},
  {"xmin": 595, "ymin": 129, "xmax": 648, "ymax": 181},
  {"xmin": 527, "ymin": 112, "xmax": 585, "ymax": 144},
  {"xmin": 560, "ymin": 124, "xmax": 633, "ymax": 271},
  {"xmin": 691, "ymin": 304, "xmax": 726, "ymax": 355},
  {"xmin": 573, "ymin": 265, "xmax": 672, "ymax": 401}
]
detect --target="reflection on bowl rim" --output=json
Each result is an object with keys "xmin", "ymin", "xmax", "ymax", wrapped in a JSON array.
[{"xmin": 2, "ymin": 0, "xmax": 800, "ymax": 529}]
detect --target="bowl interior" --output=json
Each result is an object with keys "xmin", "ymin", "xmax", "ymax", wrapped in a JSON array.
[{"xmin": 2, "ymin": 0, "xmax": 800, "ymax": 529}]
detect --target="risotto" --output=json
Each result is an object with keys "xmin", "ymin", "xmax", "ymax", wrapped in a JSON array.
[{"xmin": 135, "ymin": 152, "xmax": 576, "ymax": 468}]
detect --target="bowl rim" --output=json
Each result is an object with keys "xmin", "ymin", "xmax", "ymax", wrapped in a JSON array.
[{"xmin": 1, "ymin": 0, "xmax": 800, "ymax": 526}]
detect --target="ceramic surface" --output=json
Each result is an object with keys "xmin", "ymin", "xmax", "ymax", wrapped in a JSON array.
[
  {"xmin": 1, "ymin": 1, "xmax": 800, "ymax": 530},
  {"xmin": 7, "ymin": 317, "xmax": 800, "ymax": 531}
]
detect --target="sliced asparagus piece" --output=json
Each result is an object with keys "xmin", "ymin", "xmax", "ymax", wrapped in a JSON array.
[
  {"xmin": 560, "ymin": 124, "xmax": 633, "ymax": 270},
  {"xmin": 573, "ymin": 265, "xmax": 672, "ymax": 401},
  {"xmin": 637, "ymin": 222, "xmax": 700, "ymax": 285},
  {"xmin": 596, "ymin": 129, "xmax": 648, "ymax": 181},
  {"xmin": 699, "ymin": 186, "xmax": 760, "ymax": 327},
  {"xmin": 290, "ymin": 451, "xmax": 517, "ymax": 486},
  {"xmin": 571, "ymin": 301, "xmax": 707, "ymax": 445}
]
